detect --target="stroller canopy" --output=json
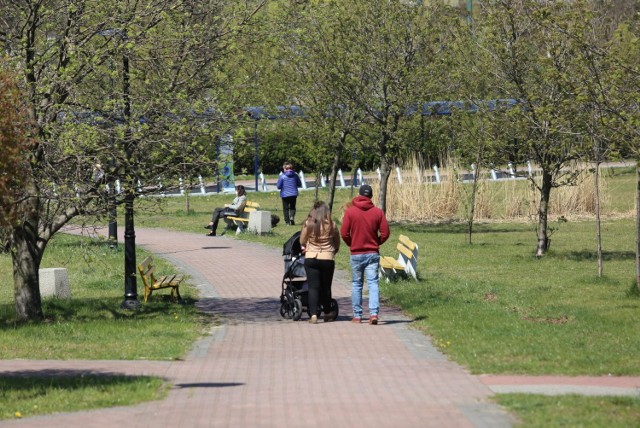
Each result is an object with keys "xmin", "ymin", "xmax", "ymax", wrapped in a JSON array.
[{"xmin": 282, "ymin": 231, "xmax": 302, "ymax": 259}]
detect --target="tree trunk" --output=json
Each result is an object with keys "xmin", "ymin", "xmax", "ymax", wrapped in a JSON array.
[
  {"xmin": 378, "ymin": 154, "xmax": 391, "ymax": 213},
  {"xmin": 378, "ymin": 131, "xmax": 391, "ymax": 213},
  {"xmin": 327, "ymin": 131, "xmax": 346, "ymax": 213},
  {"xmin": 12, "ymin": 223, "xmax": 44, "ymax": 322},
  {"xmin": 594, "ymin": 161, "xmax": 603, "ymax": 277},
  {"xmin": 536, "ymin": 169, "xmax": 553, "ymax": 258},
  {"xmin": 636, "ymin": 160, "xmax": 640, "ymax": 291},
  {"xmin": 467, "ymin": 161, "xmax": 482, "ymax": 245}
]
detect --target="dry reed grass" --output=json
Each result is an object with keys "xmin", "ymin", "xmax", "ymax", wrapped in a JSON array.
[{"xmin": 382, "ymin": 161, "xmax": 609, "ymax": 222}]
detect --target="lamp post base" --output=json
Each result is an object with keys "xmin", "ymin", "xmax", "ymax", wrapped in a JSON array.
[{"xmin": 121, "ymin": 298, "xmax": 141, "ymax": 310}]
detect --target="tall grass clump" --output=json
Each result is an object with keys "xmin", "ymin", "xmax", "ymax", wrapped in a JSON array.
[
  {"xmin": 383, "ymin": 159, "xmax": 613, "ymax": 223},
  {"xmin": 549, "ymin": 167, "xmax": 608, "ymax": 217},
  {"xmin": 501, "ymin": 179, "xmax": 536, "ymax": 219},
  {"xmin": 381, "ymin": 159, "xmax": 460, "ymax": 222}
]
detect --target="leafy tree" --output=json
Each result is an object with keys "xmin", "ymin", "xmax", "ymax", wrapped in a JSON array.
[
  {"xmin": 263, "ymin": 0, "xmax": 458, "ymax": 212},
  {"xmin": 605, "ymin": 22, "xmax": 640, "ymax": 288},
  {"xmin": 0, "ymin": 72, "xmax": 32, "ymax": 231},
  {"xmin": 0, "ymin": 0, "xmax": 265, "ymax": 321},
  {"xmin": 478, "ymin": 0, "xmax": 602, "ymax": 257}
]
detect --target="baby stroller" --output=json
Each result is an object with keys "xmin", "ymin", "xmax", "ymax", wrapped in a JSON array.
[{"xmin": 279, "ymin": 231, "xmax": 339, "ymax": 321}]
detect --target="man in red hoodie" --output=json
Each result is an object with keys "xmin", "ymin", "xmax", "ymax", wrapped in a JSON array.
[{"xmin": 340, "ymin": 184, "xmax": 390, "ymax": 325}]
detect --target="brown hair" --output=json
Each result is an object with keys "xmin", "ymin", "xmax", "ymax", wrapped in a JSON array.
[
  {"xmin": 305, "ymin": 201, "xmax": 334, "ymax": 238},
  {"xmin": 235, "ymin": 184, "xmax": 246, "ymax": 196}
]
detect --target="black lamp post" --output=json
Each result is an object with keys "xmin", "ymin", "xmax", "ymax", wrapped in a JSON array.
[
  {"xmin": 119, "ymin": 38, "xmax": 140, "ymax": 310},
  {"xmin": 101, "ymin": 28, "xmax": 139, "ymax": 309},
  {"xmin": 253, "ymin": 119, "xmax": 259, "ymax": 192},
  {"xmin": 107, "ymin": 177, "xmax": 118, "ymax": 249}
]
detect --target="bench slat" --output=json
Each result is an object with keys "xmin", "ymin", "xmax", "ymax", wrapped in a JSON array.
[
  {"xmin": 380, "ymin": 256, "xmax": 405, "ymax": 270},
  {"xmin": 380, "ymin": 235, "xmax": 419, "ymax": 281}
]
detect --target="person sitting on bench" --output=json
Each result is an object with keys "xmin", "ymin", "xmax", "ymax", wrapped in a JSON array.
[{"xmin": 204, "ymin": 185, "xmax": 247, "ymax": 236}]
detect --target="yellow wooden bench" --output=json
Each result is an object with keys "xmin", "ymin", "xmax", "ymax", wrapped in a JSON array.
[
  {"xmin": 379, "ymin": 234, "xmax": 419, "ymax": 281},
  {"xmin": 224, "ymin": 201, "xmax": 260, "ymax": 235},
  {"xmin": 137, "ymin": 256, "xmax": 184, "ymax": 303}
]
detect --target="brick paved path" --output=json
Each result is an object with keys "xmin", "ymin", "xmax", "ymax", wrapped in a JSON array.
[{"xmin": 1, "ymin": 228, "xmax": 638, "ymax": 427}]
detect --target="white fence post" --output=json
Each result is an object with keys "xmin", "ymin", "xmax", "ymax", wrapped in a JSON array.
[
  {"xmin": 433, "ymin": 165, "xmax": 440, "ymax": 183},
  {"xmin": 299, "ymin": 171, "xmax": 307, "ymax": 189},
  {"xmin": 338, "ymin": 169, "xmax": 346, "ymax": 188},
  {"xmin": 508, "ymin": 162, "xmax": 515, "ymax": 179},
  {"xmin": 198, "ymin": 175, "xmax": 206, "ymax": 194},
  {"xmin": 490, "ymin": 169, "xmax": 498, "ymax": 180},
  {"xmin": 357, "ymin": 168, "xmax": 364, "ymax": 185},
  {"xmin": 320, "ymin": 173, "xmax": 326, "ymax": 188},
  {"xmin": 527, "ymin": 160, "xmax": 533, "ymax": 177},
  {"xmin": 396, "ymin": 166, "xmax": 403, "ymax": 185},
  {"xmin": 117, "ymin": 180, "xmax": 122, "ymax": 194},
  {"xmin": 179, "ymin": 177, "xmax": 185, "ymax": 195},
  {"xmin": 376, "ymin": 167, "xmax": 381, "ymax": 181},
  {"xmin": 260, "ymin": 172, "xmax": 267, "ymax": 191}
]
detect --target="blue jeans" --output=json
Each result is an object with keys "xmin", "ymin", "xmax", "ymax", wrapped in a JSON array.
[{"xmin": 350, "ymin": 253, "xmax": 380, "ymax": 318}]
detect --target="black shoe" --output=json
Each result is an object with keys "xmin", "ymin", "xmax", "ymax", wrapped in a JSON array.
[
  {"xmin": 204, "ymin": 224, "xmax": 213, "ymax": 229},
  {"xmin": 206, "ymin": 232, "xmax": 216, "ymax": 236},
  {"xmin": 289, "ymin": 221, "xmax": 295, "ymax": 226}
]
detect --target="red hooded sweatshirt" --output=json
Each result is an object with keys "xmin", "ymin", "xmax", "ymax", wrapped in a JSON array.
[{"xmin": 340, "ymin": 196, "xmax": 390, "ymax": 254}]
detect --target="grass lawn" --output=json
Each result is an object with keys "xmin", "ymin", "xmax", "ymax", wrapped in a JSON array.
[
  {"xmin": 1, "ymin": 375, "xmax": 168, "ymax": 421},
  {"xmin": 0, "ymin": 233, "xmax": 212, "ymax": 420}
]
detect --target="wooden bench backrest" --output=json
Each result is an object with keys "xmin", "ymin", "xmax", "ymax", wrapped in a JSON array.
[
  {"xmin": 397, "ymin": 235, "xmax": 418, "ymax": 280},
  {"xmin": 240, "ymin": 201, "xmax": 260, "ymax": 218},
  {"xmin": 137, "ymin": 256, "xmax": 155, "ymax": 289}
]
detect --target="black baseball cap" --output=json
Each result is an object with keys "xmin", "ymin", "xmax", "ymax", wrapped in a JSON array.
[{"xmin": 359, "ymin": 184, "xmax": 373, "ymax": 198}]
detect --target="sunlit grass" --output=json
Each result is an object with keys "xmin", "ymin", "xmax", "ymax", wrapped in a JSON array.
[
  {"xmin": 0, "ymin": 233, "xmax": 211, "ymax": 360},
  {"xmin": 495, "ymin": 394, "xmax": 640, "ymax": 428},
  {"xmin": 0, "ymin": 375, "xmax": 168, "ymax": 421}
]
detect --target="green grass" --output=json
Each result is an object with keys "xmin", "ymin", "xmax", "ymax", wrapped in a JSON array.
[
  {"xmin": 0, "ymin": 375, "xmax": 168, "ymax": 421},
  {"xmin": 383, "ymin": 219, "xmax": 638, "ymax": 376},
  {"xmin": 1, "ymin": 234, "xmax": 210, "ymax": 360},
  {"xmin": 495, "ymin": 394, "xmax": 640, "ymax": 427},
  {"xmin": 0, "ymin": 233, "xmax": 210, "ymax": 420}
]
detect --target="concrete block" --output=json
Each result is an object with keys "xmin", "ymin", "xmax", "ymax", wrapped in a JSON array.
[
  {"xmin": 248, "ymin": 210, "xmax": 272, "ymax": 235},
  {"xmin": 39, "ymin": 268, "xmax": 71, "ymax": 299}
]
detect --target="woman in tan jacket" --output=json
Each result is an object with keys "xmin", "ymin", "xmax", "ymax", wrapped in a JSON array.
[{"xmin": 300, "ymin": 201, "xmax": 340, "ymax": 324}]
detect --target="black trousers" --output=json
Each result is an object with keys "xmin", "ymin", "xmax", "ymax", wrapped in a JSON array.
[
  {"xmin": 281, "ymin": 196, "xmax": 297, "ymax": 224},
  {"xmin": 303, "ymin": 258, "xmax": 335, "ymax": 317},
  {"xmin": 210, "ymin": 207, "xmax": 235, "ymax": 232}
]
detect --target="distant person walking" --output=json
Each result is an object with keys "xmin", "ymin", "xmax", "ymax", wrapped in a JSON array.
[
  {"xmin": 340, "ymin": 184, "xmax": 390, "ymax": 325},
  {"xmin": 300, "ymin": 201, "xmax": 340, "ymax": 324},
  {"xmin": 277, "ymin": 162, "xmax": 302, "ymax": 225}
]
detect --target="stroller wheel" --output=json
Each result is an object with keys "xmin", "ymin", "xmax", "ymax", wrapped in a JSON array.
[
  {"xmin": 280, "ymin": 302, "xmax": 292, "ymax": 319},
  {"xmin": 292, "ymin": 299, "xmax": 303, "ymax": 321}
]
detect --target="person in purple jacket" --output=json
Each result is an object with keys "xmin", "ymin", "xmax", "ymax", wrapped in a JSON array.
[{"xmin": 276, "ymin": 162, "xmax": 302, "ymax": 225}]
